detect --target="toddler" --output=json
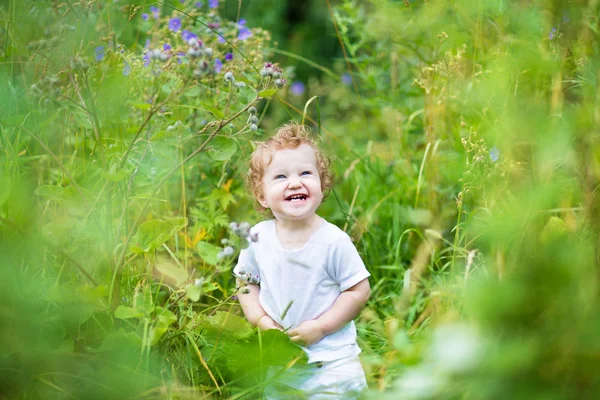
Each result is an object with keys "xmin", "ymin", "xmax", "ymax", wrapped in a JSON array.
[{"xmin": 233, "ymin": 123, "xmax": 371, "ymax": 399}]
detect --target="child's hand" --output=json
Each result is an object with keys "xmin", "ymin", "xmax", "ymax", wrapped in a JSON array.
[
  {"xmin": 288, "ymin": 320, "xmax": 325, "ymax": 346},
  {"xmin": 258, "ymin": 315, "xmax": 283, "ymax": 331}
]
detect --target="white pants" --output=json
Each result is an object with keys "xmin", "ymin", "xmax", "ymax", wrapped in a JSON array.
[{"xmin": 264, "ymin": 355, "xmax": 367, "ymax": 399}]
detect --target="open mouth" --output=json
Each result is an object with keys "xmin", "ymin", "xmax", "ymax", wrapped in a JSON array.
[{"xmin": 285, "ymin": 194, "xmax": 308, "ymax": 202}]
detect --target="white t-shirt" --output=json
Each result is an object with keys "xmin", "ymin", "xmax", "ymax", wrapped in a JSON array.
[{"xmin": 233, "ymin": 219, "xmax": 371, "ymax": 363}]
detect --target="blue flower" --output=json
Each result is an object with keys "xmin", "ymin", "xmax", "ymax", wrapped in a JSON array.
[
  {"xmin": 169, "ymin": 18, "xmax": 182, "ymax": 32},
  {"xmin": 489, "ymin": 146, "xmax": 500, "ymax": 162},
  {"xmin": 237, "ymin": 27, "xmax": 252, "ymax": 40},
  {"xmin": 290, "ymin": 81, "xmax": 305, "ymax": 96},
  {"xmin": 182, "ymin": 30, "xmax": 198, "ymax": 42},
  {"xmin": 94, "ymin": 45, "xmax": 105, "ymax": 61},
  {"xmin": 225, "ymin": 53, "xmax": 233, "ymax": 61},
  {"xmin": 342, "ymin": 73, "xmax": 352, "ymax": 86},
  {"xmin": 122, "ymin": 61, "xmax": 131, "ymax": 76},
  {"xmin": 209, "ymin": 0, "xmax": 218, "ymax": 9},
  {"xmin": 195, "ymin": 1, "xmax": 203, "ymax": 7},
  {"xmin": 164, "ymin": 43, "xmax": 171, "ymax": 51},
  {"xmin": 142, "ymin": 13, "xmax": 149, "ymax": 20},
  {"xmin": 214, "ymin": 58, "xmax": 223, "ymax": 73},
  {"xmin": 150, "ymin": 6, "xmax": 160, "ymax": 19}
]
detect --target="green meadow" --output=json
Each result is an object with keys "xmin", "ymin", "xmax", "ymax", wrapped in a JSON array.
[{"xmin": 1, "ymin": 0, "xmax": 599, "ymax": 398}]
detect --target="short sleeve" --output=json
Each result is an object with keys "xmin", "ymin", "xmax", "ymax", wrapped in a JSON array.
[
  {"xmin": 327, "ymin": 234, "xmax": 370, "ymax": 291},
  {"xmin": 233, "ymin": 243, "xmax": 260, "ymax": 285}
]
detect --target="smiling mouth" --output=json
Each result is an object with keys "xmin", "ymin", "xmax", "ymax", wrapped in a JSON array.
[{"xmin": 285, "ymin": 194, "xmax": 308, "ymax": 202}]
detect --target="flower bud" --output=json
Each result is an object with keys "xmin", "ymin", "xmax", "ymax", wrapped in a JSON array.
[{"xmin": 224, "ymin": 72, "xmax": 235, "ymax": 82}]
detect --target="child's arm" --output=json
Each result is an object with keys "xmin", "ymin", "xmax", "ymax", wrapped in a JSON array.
[
  {"xmin": 288, "ymin": 278, "xmax": 370, "ymax": 346},
  {"xmin": 237, "ymin": 282, "xmax": 283, "ymax": 331}
]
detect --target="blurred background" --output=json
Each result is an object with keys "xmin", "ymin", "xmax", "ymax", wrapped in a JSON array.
[{"xmin": 1, "ymin": 0, "xmax": 599, "ymax": 398}]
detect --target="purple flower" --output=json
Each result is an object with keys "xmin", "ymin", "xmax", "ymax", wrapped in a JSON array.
[
  {"xmin": 164, "ymin": 43, "xmax": 171, "ymax": 51},
  {"xmin": 225, "ymin": 53, "xmax": 233, "ymax": 61},
  {"xmin": 182, "ymin": 30, "xmax": 198, "ymax": 42},
  {"xmin": 342, "ymin": 73, "xmax": 352, "ymax": 86},
  {"xmin": 237, "ymin": 27, "xmax": 252, "ymax": 41},
  {"xmin": 150, "ymin": 6, "xmax": 160, "ymax": 19},
  {"xmin": 122, "ymin": 61, "xmax": 131, "ymax": 76},
  {"xmin": 169, "ymin": 18, "xmax": 182, "ymax": 32},
  {"xmin": 209, "ymin": 0, "xmax": 218, "ymax": 9},
  {"xmin": 94, "ymin": 45, "xmax": 105, "ymax": 62},
  {"xmin": 142, "ymin": 13, "xmax": 149, "ymax": 20},
  {"xmin": 214, "ymin": 58, "xmax": 223, "ymax": 73},
  {"xmin": 290, "ymin": 81, "xmax": 305, "ymax": 96},
  {"xmin": 489, "ymin": 146, "xmax": 500, "ymax": 162},
  {"xmin": 195, "ymin": 1, "xmax": 203, "ymax": 7}
]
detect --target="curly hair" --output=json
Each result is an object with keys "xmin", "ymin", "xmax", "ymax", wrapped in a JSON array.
[{"xmin": 247, "ymin": 122, "xmax": 334, "ymax": 211}]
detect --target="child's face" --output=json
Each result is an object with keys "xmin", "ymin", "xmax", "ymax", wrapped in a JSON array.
[{"xmin": 258, "ymin": 144, "xmax": 323, "ymax": 224}]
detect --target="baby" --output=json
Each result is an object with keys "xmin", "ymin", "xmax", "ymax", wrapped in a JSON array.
[{"xmin": 233, "ymin": 122, "xmax": 371, "ymax": 398}]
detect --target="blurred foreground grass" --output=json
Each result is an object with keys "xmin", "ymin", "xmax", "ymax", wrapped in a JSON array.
[{"xmin": 1, "ymin": 0, "xmax": 599, "ymax": 398}]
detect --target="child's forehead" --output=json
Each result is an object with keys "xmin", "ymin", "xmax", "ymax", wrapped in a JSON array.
[{"xmin": 260, "ymin": 143, "xmax": 317, "ymax": 167}]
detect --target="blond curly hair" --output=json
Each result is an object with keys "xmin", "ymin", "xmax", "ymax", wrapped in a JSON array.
[{"xmin": 247, "ymin": 122, "xmax": 334, "ymax": 211}]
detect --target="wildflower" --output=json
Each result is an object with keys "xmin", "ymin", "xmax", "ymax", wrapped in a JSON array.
[
  {"xmin": 489, "ymin": 146, "xmax": 500, "ymax": 162},
  {"xmin": 209, "ymin": 0, "xmax": 219, "ymax": 9},
  {"xmin": 94, "ymin": 45, "xmax": 105, "ymax": 62},
  {"xmin": 122, "ymin": 60, "xmax": 131, "ymax": 76},
  {"xmin": 342, "ymin": 73, "xmax": 352, "ymax": 86},
  {"xmin": 290, "ymin": 81, "xmax": 305, "ymax": 96},
  {"xmin": 214, "ymin": 58, "xmax": 223, "ymax": 73},
  {"xmin": 224, "ymin": 71, "xmax": 235, "ymax": 82},
  {"xmin": 248, "ymin": 106, "xmax": 257, "ymax": 115},
  {"xmin": 275, "ymin": 78, "xmax": 286, "ymax": 88},
  {"xmin": 182, "ymin": 30, "xmax": 198, "ymax": 42},
  {"xmin": 142, "ymin": 13, "xmax": 149, "ymax": 21},
  {"xmin": 169, "ymin": 17, "xmax": 182, "ymax": 32},
  {"xmin": 237, "ymin": 27, "xmax": 252, "ymax": 41},
  {"xmin": 150, "ymin": 6, "xmax": 160, "ymax": 19},
  {"xmin": 225, "ymin": 53, "xmax": 233, "ymax": 61},
  {"xmin": 163, "ymin": 43, "xmax": 171, "ymax": 51}
]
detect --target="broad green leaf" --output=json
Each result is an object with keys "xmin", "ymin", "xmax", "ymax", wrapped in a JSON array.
[
  {"xmin": 258, "ymin": 89, "xmax": 276, "ymax": 98},
  {"xmin": 134, "ymin": 288, "xmax": 155, "ymax": 316},
  {"xmin": 96, "ymin": 329, "xmax": 142, "ymax": 352},
  {"xmin": 115, "ymin": 305, "xmax": 144, "ymax": 320},
  {"xmin": 195, "ymin": 241, "xmax": 221, "ymax": 265},
  {"xmin": 183, "ymin": 86, "xmax": 201, "ymax": 97},
  {"xmin": 208, "ymin": 136, "xmax": 237, "ymax": 161},
  {"xmin": 199, "ymin": 311, "xmax": 254, "ymax": 341},
  {"xmin": 130, "ymin": 217, "xmax": 187, "ymax": 253},
  {"xmin": 186, "ymin": 284, "xmax": 201, "ymax": 302}
]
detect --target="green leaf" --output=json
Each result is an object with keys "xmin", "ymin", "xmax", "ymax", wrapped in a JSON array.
[
  {"xmin": 258, "ymin": 89, "xmax": 276, "ymax": 98},
  {"xmin": 208, "ymin": 136, "xmax": 237, "ymax": 161},
  {"xmin": 195, "ymin": 241, "xmax": 221, "ymax": 266},
  {"xmin": 114, "ymin": 305, "xmax": 144, "ymax": 320},
  {"xmin": 185, "ymin": 283, "xmax": 202, "ymax": 302},
  {"xmin": 183, "ymin": 86, "xmax": 201, "ymax": 97},
  {"xmin": 130, "ymin": 217, "xmax": 187, "ymax": 254},
  {"xmin": 199, "ymin": 311, "xmax": 254, "ymax": 341}
]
